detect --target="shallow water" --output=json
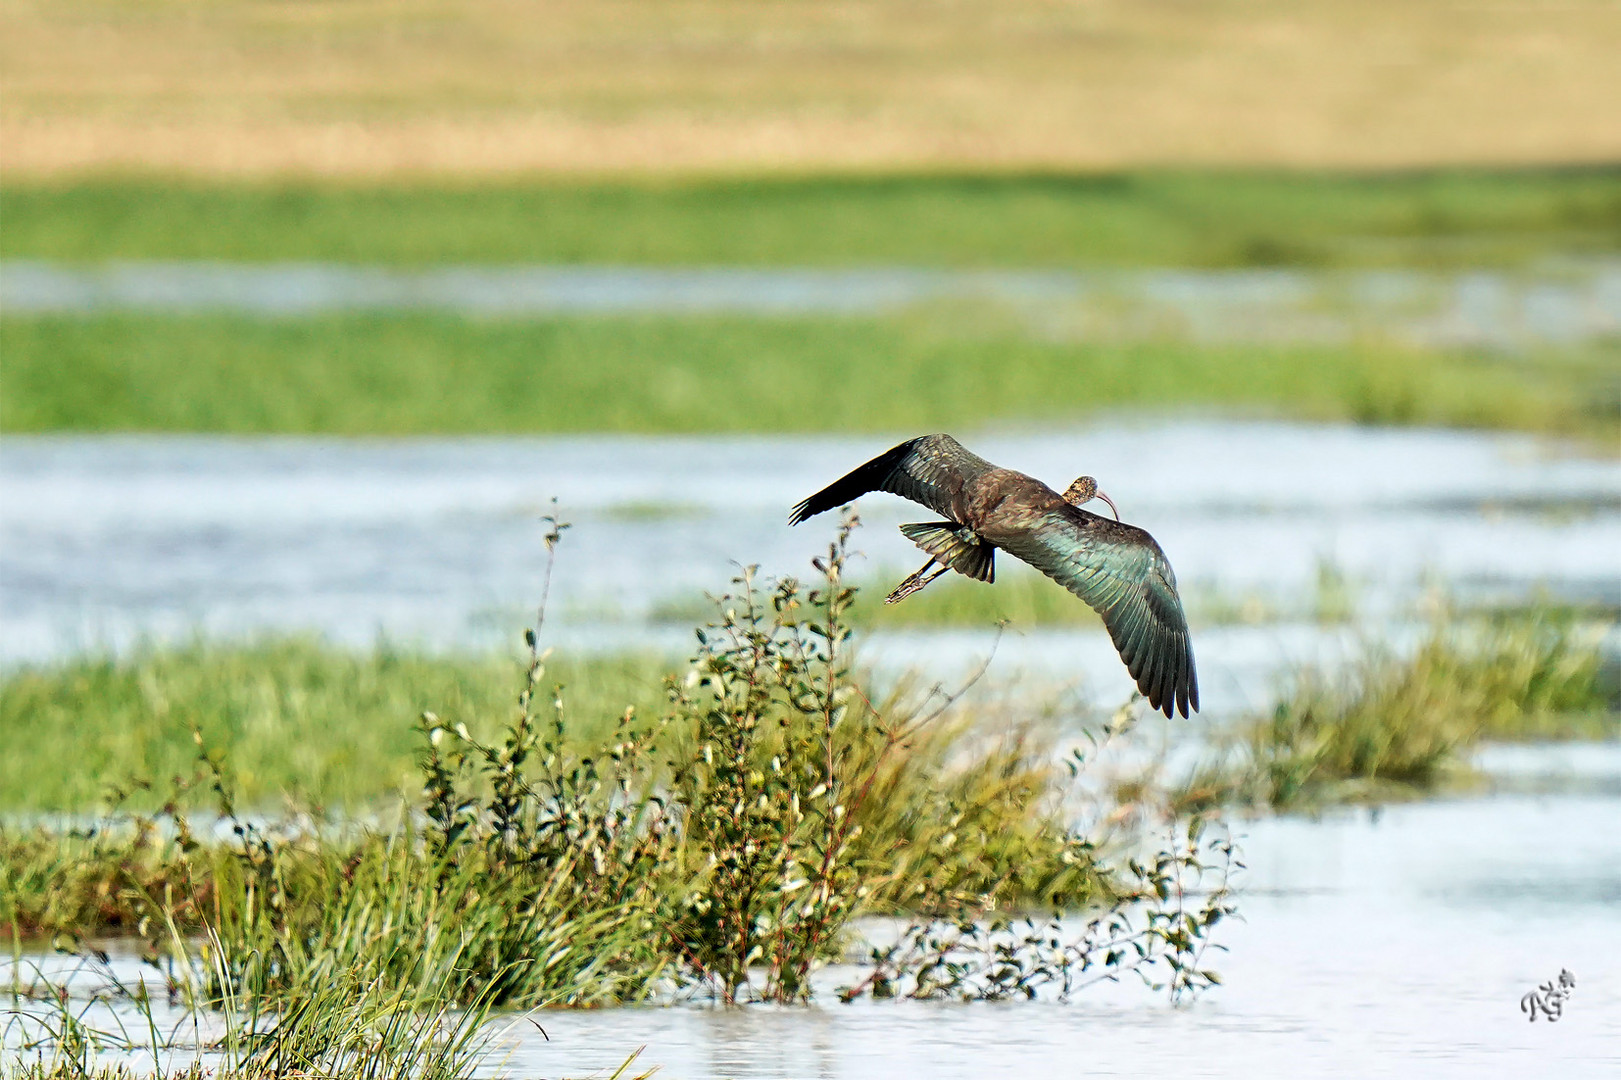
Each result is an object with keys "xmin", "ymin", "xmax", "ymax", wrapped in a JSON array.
[
  {"xmin": 9, "ymin": 762, "xmax": 1619, "ymax": 1079},
  {"xmin": 2, "ymin": 422, "xmax": 1617, "ymax": 710},
  {"xmin": 5, "ymin": 260, "xmax": 1620, "ymax": 347},
  {"xmin": 484, "ymin": 793, "xmax": 1621, "ymax": 1080}
]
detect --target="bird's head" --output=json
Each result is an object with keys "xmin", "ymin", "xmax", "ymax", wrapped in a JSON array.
[{"xmin": 1063, "ymin": 475, "xmax": 1120, "ymax": 520}]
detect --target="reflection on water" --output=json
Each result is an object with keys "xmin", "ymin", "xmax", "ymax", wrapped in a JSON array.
[
  {"xmin": 2, "ymin": 422, "xmax": 1617, "ymax": 711},
  {"xmin": 10, "ymin": 780, "xmax": 1619, "ymax": 1079}
]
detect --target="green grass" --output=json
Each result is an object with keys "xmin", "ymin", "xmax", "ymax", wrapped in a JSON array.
[
  {"xmin": 4, "ymin": 312, "xmax": 1609, "ymax": 435},
  {"xmin": 1174, "ymin": 611, "xmax": 1618, "ymax": 813},
  {"xmin": 6, "ymin": 170, "xmax": 1616, "ymax": 439},
  {"xmin": 4, "ymin": 170, "xmax": 1619, "ymax": 267},
  {"xmin": 0, "ymin": 640, "xmax": 670, "ymax": 813},
  {"xmin": 5, "ymin": 608, "xmax": 1610, "ymax": 820},
  {"xmin": 662, "ymin": 558, "xmax": 1376, "ymax": 631},
  {"xmin": 657, "ymin": 567, "xmax": 1104, "ymax": 631}
]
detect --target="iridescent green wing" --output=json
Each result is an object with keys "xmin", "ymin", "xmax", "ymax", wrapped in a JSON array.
[
  {"xmin": 997, "ymin": 508, "xmax": 1198, "ymax": 718},
  {"xmin": 790, "ymin": 434, "xmax": 995, "ymax": 525}
]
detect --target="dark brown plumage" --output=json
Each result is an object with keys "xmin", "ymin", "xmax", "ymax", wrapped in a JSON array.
[{"xmin": 791, "ymin": 434, "xmax": 1199, "ymax": 718}]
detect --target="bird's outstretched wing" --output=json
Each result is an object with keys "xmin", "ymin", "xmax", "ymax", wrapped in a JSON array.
[
  {"xmin": 790, "ymin": 434, "xmax": 994, "ymax": 525},
  {"xmin": 995, "ymin": 508, "xmax": 1198, "ymax": 718}
]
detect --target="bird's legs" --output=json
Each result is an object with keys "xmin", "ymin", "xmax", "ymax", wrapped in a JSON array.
[{"xmin": 885, "ymin": 557, "xmax": 952, "ymax": 604}]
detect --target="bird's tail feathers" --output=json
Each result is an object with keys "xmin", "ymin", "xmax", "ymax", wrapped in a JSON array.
[{"xmin": 899, "ymin": 521, "xmax": 995, "ymax": 582}]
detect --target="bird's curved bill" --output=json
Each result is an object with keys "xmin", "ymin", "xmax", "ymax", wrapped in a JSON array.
[{"xmin": 1095, "ymin": 490, "xmax": 1120, "ymax": 521}]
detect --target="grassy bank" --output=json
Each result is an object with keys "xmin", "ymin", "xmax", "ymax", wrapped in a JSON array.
[
  {"xmin": 5, "ymin": 312, "xmax": 1609, "ymax": 436},
  {"xmin": 4, "ymin": 564, "xmax": 1615, "ymax": 816},
  {"xmin": 4, "ymin": 171, "xmax": 1618, "ymax": 267},
  {"xmin": 664, "ymin": 559, "xmax": 1379, "ymax": 631},
  {"xmin": 0, "ymin": 642, "xmax": 671, "ymax": 814},
  {"xmin": 3, "ymin": 609, "xmax": 1611, "ymax": 819}
]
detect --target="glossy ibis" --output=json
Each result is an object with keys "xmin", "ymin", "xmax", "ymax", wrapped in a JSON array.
[{"xmin": 790, "ymin": 434, "xmax": 1198, "ymax": 718}]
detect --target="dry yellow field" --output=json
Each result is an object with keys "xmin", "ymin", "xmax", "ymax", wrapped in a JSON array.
[{"xmin": 2, "ymin": 0, "xmax": 1619, "ymax": 177}]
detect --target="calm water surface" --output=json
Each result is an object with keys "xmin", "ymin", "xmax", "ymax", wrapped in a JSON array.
[
  {"xmin": 6, "ymin": 261, "xmax": 1620, "ymax": 348},
  {"xmin": 485, "ymin": 794, "xmax": 1621, "ymax": 1080}
]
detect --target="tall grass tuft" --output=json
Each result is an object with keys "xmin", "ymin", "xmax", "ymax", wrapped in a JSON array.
[
  {"xmin": 4, "ymin": 933, "xmax": 505, "ymax": 1080},
  {"xmin": 1184, "ymin": 608, "xmax": 1616, "ymax": 811}
]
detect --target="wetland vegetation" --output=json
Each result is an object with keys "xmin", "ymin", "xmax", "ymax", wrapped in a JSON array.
[
  {"xmin": 6, "ymin": 170, "xmax": 1618, "ymax": 268},
  {"xmin": 5, "ymin": 169, "xmax": 1619, "ymax": 440},
  {"xmin": 6, "ymin": 584, "xmax": 1607, "ymax": 1069},
  {"xmin": 1170, "ymin": 608, "xmax": 1617, "ymax": 813},
  {"xmin": 5, "ymin": 522, "xmax": 1235, "ymax": 1076},
  {"xmin": 4, "ymin": 312, "xmax": 1612, "ymax": 437},
  {"xmin": 5, "ymin": 541, "xmax": 1610, "ymax": 975}
]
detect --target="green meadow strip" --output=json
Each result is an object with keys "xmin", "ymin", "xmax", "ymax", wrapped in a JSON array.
[
  {"xmin": 3, "ymin": 170, "xmax": 1618, "ymax": 267},
  {"xmin": 0, "ymin": 642, "xmax": 669, "ymax": 813},
  {"xmin": 2, "ymin": 312, "xmax": 1602, "ymax": 435},
  {"xmin": 1, "ymin": 606, "xmax": 1609, "ymax": 820}
]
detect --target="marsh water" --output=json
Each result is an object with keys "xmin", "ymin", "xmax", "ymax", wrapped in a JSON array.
[
  {"xmin": 6, "ymin": 261, "xmax": 1621, "ymax": 348},
  {"xmin": 2, "ymin": 421, "xmax": 1617, "ymax": 703},
  {"xmin": 3, "ymin": 421, "xmax": 1619, "ymax": 1077},
  {"xmin": 495, "ymin": 783, "xmax": 1621, "ymax": 1079}
]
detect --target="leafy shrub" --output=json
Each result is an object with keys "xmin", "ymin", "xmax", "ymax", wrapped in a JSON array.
[{"xmin": 6, "ymin": 517, "xmax": 1232, "ymax": 1018}]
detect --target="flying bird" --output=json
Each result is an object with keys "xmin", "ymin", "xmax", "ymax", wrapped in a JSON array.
[{"xmin": 790, "ymin": 434, "xmax": 1198, "ymax": 718}]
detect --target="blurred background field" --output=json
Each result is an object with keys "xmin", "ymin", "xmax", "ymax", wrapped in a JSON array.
[
  {"xmin": 4, "ymin": 3, "xmax": 1619, "ymax": 442},
  {"xmin": 6, "ymin": 171, "xmax": 1619, "ymax": 265},
  {"xmin": 4, "ymin": 0, "xmax": 1620, "ymax": 175},
  {"xmin": 6, "ymin": 313, "xmax": 1612, "ymax": 436},
  {"xmin": 2, "ymin": 2, "xmax": 1619, "ymax": 1076},
  {"xmin": 3, "ymin": 171, "xmax": 1618, "ymax": 438}
]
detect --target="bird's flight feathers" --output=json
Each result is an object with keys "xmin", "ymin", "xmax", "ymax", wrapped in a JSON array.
[
  {"xmin": 994, "ymin": 507, "xmax": 1198, "ymax": 718},
  {"xmin": 789, "ymin": 434, "xmax": 993, "ymax": 525}
]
